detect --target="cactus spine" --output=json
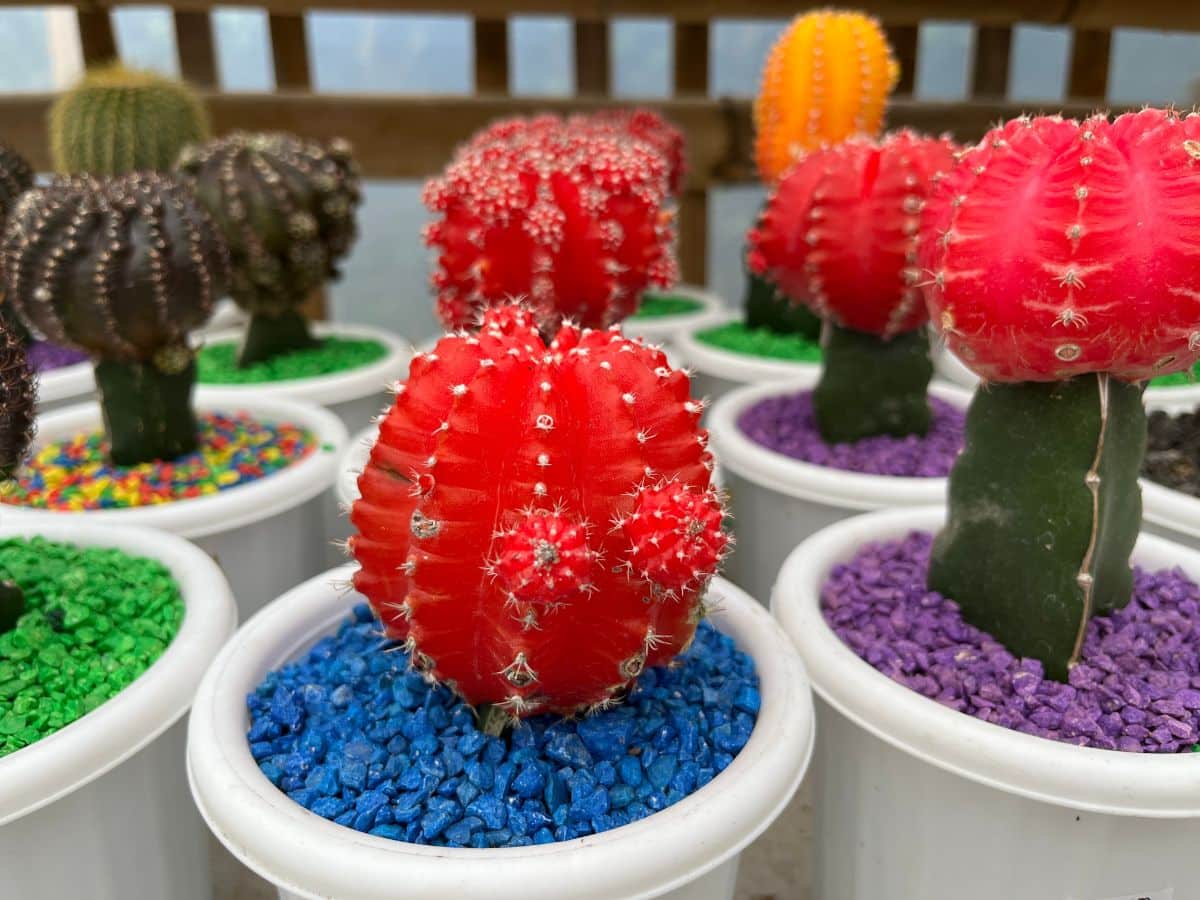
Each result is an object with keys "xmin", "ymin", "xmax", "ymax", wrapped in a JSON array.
[
  {"xmin": 3, "ymin": 173, "xmax": 229, "ymax": 465},
  {"xmin": 920, "ymin": 110, "xmax": 1200, "ymax": 679},
  {"xmin": 177, "ymin": 131, "xmax": 362, "ymax": 367},
  {"xmin": 350, "ymin": 304, "xmax": 729, "ymax": 726},
  {"xmin": 0, "ymin": 315, "xmax": 35, "ymax": 632},
  {"xmin": 49, "ymin": 64, "xmax": 209, "ymax": 176}
]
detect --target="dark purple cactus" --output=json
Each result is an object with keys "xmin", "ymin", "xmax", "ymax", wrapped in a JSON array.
[
  {"xmin": 176, "ymin": 131, "xmax": 361, "ymax": 367},
  {"xmin": 0, "ymin": 313, "xmax": 34, "ymax": 481},
  {"xmin": 0, "ymin": 141, "xmax": 34, "ymax": 345},
  {"xmin": 2, "ymin": 172, "xmax": 229, "ymax": 465}
]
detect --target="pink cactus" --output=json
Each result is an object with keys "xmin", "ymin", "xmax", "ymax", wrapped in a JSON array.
[
  {"xmin": 748, "ymin": 130, "xmax": 958, "ymax": 338},
  {"xmin": 920, "ymin": 110, "xmax": 1200, "ymax": 382},
  {"xmin": 350, "ymin": 304, "xmax": 729, "ymax": 719},
  {"xmin": 424, "ymin": 116, "xmax": 677, "ymax": 333}
]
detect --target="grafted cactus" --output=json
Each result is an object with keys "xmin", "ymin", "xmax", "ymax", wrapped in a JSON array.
[
  {"xmin": 424, "ymin": 116, "xmax": 677, "ymax": 333},
  {"xmin": 0, "ymin": 315, "xmax": 36, "ymax": 632},
  {"xmin": 350, "ymin": 304, "xmax": 729, "ymax": 727},
  {"xmin": 176, "ymin": 131, "xmax": 361, "ymax": 367},
  {"xmin": 749, "ymin": 131, "xmax": 957, "ymax": 441},
  {"xmin": 3, "ymin": 173, "xmax": 229, "ymax": 465},
  {"xmin": 0, "ymin": 142, "xmax": 34, "ymax": 345},
  {"xmin": 919, "ymin": 110, "xmax": 1200, "ymax": 680},
  {"xmin": 754, "ymin": 9, "xmax": 899, "ymax": 183},
  {"xmin": 49, "ymin": 63, "xmax": 209, "ymax": 176}
]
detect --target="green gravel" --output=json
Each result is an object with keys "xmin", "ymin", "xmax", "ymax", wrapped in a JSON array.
[
  {"xmin": 0, "ymin": 537, "xmax": 183, "ymax": 757},
  {"xmin": 695, "ymin": 320, "xmax": 824, "ymax": 362},
  {"xmin": 1149, "ymin": 363, "xmax": 1200, "ymax": 388},
  {"xmin": 630, "ymin": 293, "xmax": 705, "ymax": 319},
  {"xmin": 197, "ymin": 336, "xmax": 389, "ymax": 385}
]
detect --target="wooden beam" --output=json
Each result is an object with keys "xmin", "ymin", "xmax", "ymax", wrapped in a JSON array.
[
  {"xmin": 673, "ymin": 21, "xmax": 708, "ymax": 96},
  {"xmin": 972, "ymin": 25, "xmax": 1012, "ymax": 97},
  {"xmin": 574, "ymin": 20, "xmax": 609, "ymax": 96},
  {"xmin": 0, "ymin": 93, "xmax": 1141, "ymax": 182},
  {"xmin": 76, "ymin": 8, "xmax": 118, "ymax": 66},
  {"xmin": 672, "ymin": 21, "xmax": 709, "ymax": 285},
  {"xmin": 1067, "ymin": 28, "xmax": 1111, "ymax": 100},
  {"xmin": 22, "ymin": 1, "xmax": 1101, "ymax": 28},
  {"xmin": 473, "ymin": 18, "xmax": 509, "ymax": 92},
  {"xmin": 888, "ymin": 25, "xmax": 918, "ymax": 96},
  {"xmin": 174, "ymin": 11, "xmax": 218, "ymax": 87},
  {"xmin": 269, "ymin": 14, "xmax": 311, "ymax": 89}
]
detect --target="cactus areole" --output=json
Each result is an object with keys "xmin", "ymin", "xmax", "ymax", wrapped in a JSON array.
[
  {"xmin": 177, "ymin": 131, "xmax": 362, "ymax": 368},
  {"xmin": 0, "ymin": 315, "xmax": 35, "ymax": 631},
  {"xmin": 424, "ymin": 117, "xmax": 677, "ymax": 334},
  {"xmin": 749, "ymin": 131, "xmax": 957, "ymax": 443},
  {"xmin": 3, "ymin": 173, "xmax": 229, "ymax": 465},
  {"xmin": 920, "ymin": 110, "xmax": 1200, "ymax": 680},
  {"xmin": 350, "ymin": 304, "xmax": 730, "ymax": 729}
]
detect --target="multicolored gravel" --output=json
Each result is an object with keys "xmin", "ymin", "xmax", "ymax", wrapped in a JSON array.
[
  {"xmin": 197, "ymin": 337, "xmax": 389, "ymax": 385},
  {"xmin": 0, "ymin": 537, "xmax": 183, "ymax": 756},
  {"xmin": 1, "ymin": 412, "xmax": 316, "ymax": 511}
]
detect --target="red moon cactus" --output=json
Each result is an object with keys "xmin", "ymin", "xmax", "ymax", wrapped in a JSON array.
[
  {"xmin": 424, "ymin": 118, "xmax": 677, "ymax": 333},
  {"xmin": 748, "ymin": 130, "xmax": 958, "ymax": 339},
  {"xmin": 350, "ymin": 304, "xmax": 729, "ymax": 719},
  {"xmin": 920, "ymin": 110, "xmax": 1200, "ymax": 383}
]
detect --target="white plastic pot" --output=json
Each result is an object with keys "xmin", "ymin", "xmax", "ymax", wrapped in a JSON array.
[
  {"xmin": 201, "ymin": 298, "xmax": 248, "ymax": 335},
  {"xmin": 3, "ymin": 393, "xmax": 347, "ymax": 618},
  {"xmin": 621, "ymin": 285, "xmax": 727, "ymax": 349},
  {"xmin": 188, "ymin": 568, "xmax": 814, "ymax": 900},
  {"xmin": 0, "ymin": 520, "xmax": 236, "ymax": 900},
  {"xmin": 34, "ymin": 358, "xmax": 94, "ymax": 413},
  {"xmin": 336, "ymin": 424, "xmax": 377, "ymax": 510},
  {"xmin": 709, "ymin": 374, "xmax": 971, "ymax": 604},
  {"xmin": 672, "ymin": 313, "xmax": 821, "ymax": 406},
  {"xmin": 196, "ymin": 321, "xmax": 411, "ymax": 435},
  {"xmin": 931, "ymin": 341, "xmax": 979, "ymax": 390},
  {"xmin": 774, "ymin": 505, "xmax": 1200, "ymax": 900}
]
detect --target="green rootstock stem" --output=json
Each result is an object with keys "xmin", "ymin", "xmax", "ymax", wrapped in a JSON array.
[
  {"xmin": 239, "ymin": 310, "xmax": 321, "ymax": 368},
  {"xmin": 929, "ymin": 374, "xmax": 1145, "ymax": 682},
  {"xmin": 812, "ymin": 324, "xmax": 933, "ymax": 444},
  {"xmin": 94, "ymin": 356, "xmax": 199, "ymax": 466},
  {"xmin": 0, "ymin": 581, "xmax": 23, "ymax": 634},
  {"xmin": 743, "ymin": 270, "xmax": 823, "ymax": 340}
]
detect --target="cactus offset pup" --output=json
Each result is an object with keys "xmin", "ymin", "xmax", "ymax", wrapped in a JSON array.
[
  {"xmin": 749, "ymin": 131, "xmax": 957, "ymax": 442},
  {"xmin": 350, "ymin": 304, "xmax": 729, "ymax": 730},
  {"xmin": 3, "ymin": 173, "xmax": 228, "ymax": 465},
  {"xmin": 177, "ymin": 131, "xmax": 362, "ymax": 368},
  {"xmin": 49, "ymin": 64, "xmax": 209, "ymax": 176},
  {"xmin": 919, "ymin": 111, "xmax": 1200, "ymax": 680}
]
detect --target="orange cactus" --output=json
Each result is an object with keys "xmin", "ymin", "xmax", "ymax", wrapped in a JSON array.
[{"xmin": 754, "ymin": 9, "xmax": 899, "ymax": 182}]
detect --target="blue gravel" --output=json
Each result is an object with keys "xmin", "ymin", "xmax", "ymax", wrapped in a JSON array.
[{"xmin": 246, "ymin": 604, "xmax": 760, "ymax": 847}]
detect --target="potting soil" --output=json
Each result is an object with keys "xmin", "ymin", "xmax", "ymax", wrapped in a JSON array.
[
  {"xmin": 197, "ymin": 337, "xmax": 389, "ymax": 384},
  {"xmin": 694, "ymin": 321, "xmax": 823, "ymax": 362},
  {"xmin": 629, "ymin": 293, "xmax": 705, "ymax": 319}
]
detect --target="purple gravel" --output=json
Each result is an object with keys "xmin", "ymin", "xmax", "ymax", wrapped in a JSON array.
[
  {"xmin": 823, "ymin": 531, "xmax": 1200, "ymax": 753},
  {"xmin": 25, "ymin": 340, "xmax": 88, "ymax": 373},
  {"xmin": 737, "ymin": 390, "xmax": 964, "ymax": 477}
]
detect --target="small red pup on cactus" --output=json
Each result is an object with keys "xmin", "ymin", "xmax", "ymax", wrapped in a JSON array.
[
  {"xmin": 424, "ymin": 117, "xmax": 677, "ymax": 333},
  {"xmin": 920, "ymin": 110, "xmax": 1200, "ymax": 383},
  {"xmin": 350, "ymin": 304, "xmax": 729, "ymax": 726}
]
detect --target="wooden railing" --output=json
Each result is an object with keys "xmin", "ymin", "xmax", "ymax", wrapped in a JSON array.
[{"xmin": 0, "ymin": 0, "xmax": 1194, "ymax": 284}]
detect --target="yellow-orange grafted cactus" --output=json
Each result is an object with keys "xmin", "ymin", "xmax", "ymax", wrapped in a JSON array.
[{"xmin": 754, "ymin": 9, "xmax": 899, "ymax": 182}]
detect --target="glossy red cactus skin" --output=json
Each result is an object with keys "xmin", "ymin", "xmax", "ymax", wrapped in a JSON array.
[
  {"xmin": 424, "ymin": 117, "xmax": 677, "ymax": 333},
  {"xmin": 920, "ymin": 110, "xmax": 1200, "ymax": 383},
  {"xmin": 349, "ymin": 304, "xmax": 729, "ymax": 719},
  {"xmin": 748, "ymin": 130, "xmax": 957, "ymax": 338}
]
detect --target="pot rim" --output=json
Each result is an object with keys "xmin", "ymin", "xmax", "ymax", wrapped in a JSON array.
[
  {"xmin": 2, "ymin": 394, "xmax": 348, "ymax": 540},
  {"xmin": 194, "ymin": 321, "xmax": 412, "ymax": 408},
  {"xmin": 621, "ymin": 284, "xmax": 728, "ymax": 341},
  {"xmin": 186, "ymin": 569, "xmax": 814, "ymax": 900},
  {"xmin": 709, "ymin": 375, "xmax": 972, "ymax": 508},
  {"xmin": 0, "ymin": 521, "xmax": 236, "ymax": 825},
  {"xmin": 672, "ymin": 312, "xmax": 822, "ymax": 384},
  {"xmin": 336, "ymin": 424, "xmax": 378, "ymax": 510},
  {"xmin": 772, "ymin": 504, "xmax": 1200, "ymax": 817}
]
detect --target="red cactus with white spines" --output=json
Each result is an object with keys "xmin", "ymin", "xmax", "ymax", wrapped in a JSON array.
[
  {"xmin": 424, "ymin": 117, "xmax": 677, "ymax": 333},
  {"xmin": 349, "ymin": 304, "xmax": 729, "ymax": 719},
  {"xmin": 589, "ymin": 109, "xmax": 687, "ymax": 196},
  {"xmin": 919, "ymin": 109, "xmax": 1200, "ymax": 383},
  {"xmin": 748, "ymin": 130, "xmax": 958, "ymax": 339}
]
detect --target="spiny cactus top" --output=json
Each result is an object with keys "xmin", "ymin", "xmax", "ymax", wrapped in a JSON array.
[
  {"xmin": 49, "ymin": 63, "xmax": 209, "ymax": 176},
  {"xmin": 3, "ymin": 173, "xmax": 228, "ymax": 364},
  {"xmin": 424, "ymin": 116, "xmax": 677, "ymax": 333},
  {"xmin": 920, "ymin": 110, "xmax": 1200, "ymax": 383},
  {"xmin": 177, "ymin": 131, "xmax": 361, "ymax": 318},
  {"xmin": 0, "ymin": 142, "xmax": 33, "ymax": 218},
  {"xmin": 590, "ymin": 109, "xmax": 687, "ymax": 196},
  {"xmin": 0, "ymin": 316, "xmax": 34, "ymax": 480},
  {"xmin": 749, "ymin": 131, "xmax": 957, "ymax": 339},
  {"xmin": 754, "ymin": 9, "xmax": 899, "ymax": 183},
  {"xmin": 350, "ymin": 304, "xmax": 729, "ymax": 720}
]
